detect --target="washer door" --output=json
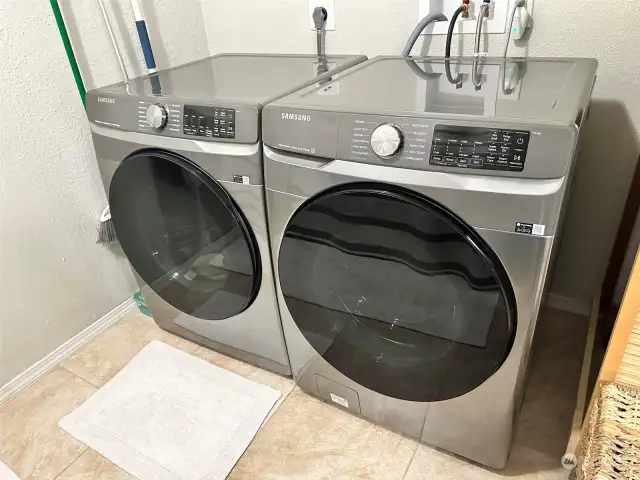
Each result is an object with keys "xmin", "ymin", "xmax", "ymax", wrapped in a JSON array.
[
  {"xmin": 109, "ymin": 149, "xmax": 261, "ymax": 321},
  {"xmin": 278, "ymin": 183, "xmax": 516, "ymax": 402}
]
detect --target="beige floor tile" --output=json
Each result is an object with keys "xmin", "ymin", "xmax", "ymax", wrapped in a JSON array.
[
  {"xmin": 193, "ymin": 347, "xmax": 295, "ymax": 417},
  {"xmin": 55, "ymin": 450, "xmax": 134, "ymax": 480},
  {"xmin": 60, "ymin": 309, "xmax": 199, "ymax": 387},
  {"xmin": 228, "ymin": 388, "xmax": 417, "ymax": 480},
  {"xmin": 0, "ymin": 368, "xmax": 96, "ymax": 480},
  {"xmin": 404, "ymin": 443, "xmax": 566, "ymax": 480}
]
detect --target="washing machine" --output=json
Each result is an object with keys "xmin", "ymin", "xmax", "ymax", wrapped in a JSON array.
[
  {"xmin": 87, "ymin": 53, "xmax": 366, "ymax": 376},
  {"xmin": 263, "ymin": 56, "xmax": 597, "ymax": 466}
]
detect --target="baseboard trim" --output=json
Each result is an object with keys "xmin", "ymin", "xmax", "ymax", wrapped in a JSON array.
[
  {"xmin": 0, "ymin": 297, "xmax": 136, "ymax": 406},
  {"xmin": 546, "ymin": 293, "xmax": 591, "ymax": 317}
]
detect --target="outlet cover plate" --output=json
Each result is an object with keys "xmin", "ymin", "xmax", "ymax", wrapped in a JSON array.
[
  {"xmin": 309, "ymin": 0, "xmax": 336, "ymax": 30},
  {"xmin": 418, "ymin": 0, "xmax": 529, "ymax": 35}
]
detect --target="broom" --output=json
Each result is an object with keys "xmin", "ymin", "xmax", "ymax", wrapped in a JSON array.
[{"xmin": 97, "ymin": 206, "xmax": 118, "ymax": 244}]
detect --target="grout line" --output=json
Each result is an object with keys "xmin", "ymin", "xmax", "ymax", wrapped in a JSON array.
[
  {"xmin": 400, "ymin": 441, "xmax": 421, "ymax": 480},
  {"xmin": 51, "ymin": 445, "xmax": 88, "ymax": 479},
  {"xmin": 59, "ymin": 364, "xmax": 102, "ymax": 389}
]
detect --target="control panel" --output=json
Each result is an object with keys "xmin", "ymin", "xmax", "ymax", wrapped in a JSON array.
[
  {"xmin": 430, "ymin": 125, "xmax": 530, "ymax": 172},
  {"xmin": 183, "ymin": 105, "xmax": 236, "ymax": 139}
]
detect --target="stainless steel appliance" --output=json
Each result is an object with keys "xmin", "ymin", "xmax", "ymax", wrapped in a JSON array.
[
  {"xmin": 262, "ymin": 56, "xmax": 597, "ymax": 466},
  {"xmin": 87, "ymin": 53, "xmax": 366, "ymax": 376}
]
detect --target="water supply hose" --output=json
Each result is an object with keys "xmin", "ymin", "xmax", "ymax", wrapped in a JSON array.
[
  {"xmin": 402, "ymin": 12, "xmax": 448, "ymax": 57},
  {"xmin": 49, "ymin": 0, "xmax": 86, "ymax": 107},
  {"xmin": 472, "ymin": 1, "xmax": 490, "ymax": 89}
]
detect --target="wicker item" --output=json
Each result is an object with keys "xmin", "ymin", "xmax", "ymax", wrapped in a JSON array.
[{"xmin": 579, "ymin": 381, "xmax": 640, "ymax": 479}]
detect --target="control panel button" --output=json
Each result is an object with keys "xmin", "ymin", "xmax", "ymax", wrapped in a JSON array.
[
  {"xmin": 497, "ymin": 155, "xmax": 510, "ymax": 165},
  {"xmin": 511, "ymin": 152, "xmax": 525, "ymax": 163},
  {"xmin": 499, "ymin": 145, "xmax": 511, "ymax": 155},
  {"xmin": 513, "ymin": 135, "xmax": 528, "ymax": 147},
  {"xmin": 488, "ymin": 144, "xmax": 498, "ymax": 153},
  {"xmin": 371, "ymin": 124, "xmax": 404, "ymax": 159},
  {"xmin": 470, "ymin": 158, "xmax": 484, "ymax": 167},
  {"xmin": 456, "ymin": 157, "xmax": 469, "ymax": 166}
]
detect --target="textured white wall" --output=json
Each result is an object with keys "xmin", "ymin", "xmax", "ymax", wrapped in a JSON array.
[
  {"xmin": 201, "ymin": 0, "xmax": 640, "ymax": 312},
  {"xmin": 0, "ymin": 0, "xmax": 208, "ymax": 386}
]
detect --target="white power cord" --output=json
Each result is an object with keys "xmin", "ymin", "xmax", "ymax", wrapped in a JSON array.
[{"xmin": 503, "ymin": 0, "xmax": 528, "ymax": 57}]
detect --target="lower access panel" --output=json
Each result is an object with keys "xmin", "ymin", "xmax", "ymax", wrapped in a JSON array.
[{"xmin": 316, "ymin": 375, "xmax": 361, "ymax": 414}]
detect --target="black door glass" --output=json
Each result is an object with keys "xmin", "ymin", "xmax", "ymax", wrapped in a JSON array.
[
  {"xmin": 278, "ymin": 183, "xmax": 516, "ymax": 402},
  {"xmin": 109, "ymin": 150, "xmax": 261, "ymax": 320}
]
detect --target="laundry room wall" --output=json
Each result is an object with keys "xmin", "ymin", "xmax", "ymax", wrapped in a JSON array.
[
  {"xmin": 0, "ymin": 0, "xmax": 208, "ymax": 388},
  {"xmin": 200, "ymin": 0, "xmax": 640, "ymax": 316}
]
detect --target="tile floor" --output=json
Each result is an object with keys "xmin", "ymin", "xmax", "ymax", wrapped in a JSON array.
[{"xmin": 0, "ymin": 307, "xmax": 587, "ymax": 479}]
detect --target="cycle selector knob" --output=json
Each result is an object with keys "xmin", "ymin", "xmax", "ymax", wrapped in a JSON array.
[
  {"xmin": 145, "ymin": 103, "xmax": 168, "ymax": 130},
  {"xmin": 370, "ymin": 124, "xmax": 404, "ymax": 159}
]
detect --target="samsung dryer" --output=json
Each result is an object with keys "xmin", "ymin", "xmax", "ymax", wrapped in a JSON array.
[
  {"xmin": 87, "ymin": 53, "xmax": 366, "ymax": 376},
  {"xmin": 262, "ymin": 56, "xmax": 597, "ymax": 465}
]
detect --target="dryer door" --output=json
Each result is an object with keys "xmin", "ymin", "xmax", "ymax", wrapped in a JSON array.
[
  {"xmin": 278, "ymin": 182, "xmax": 517, "ymax": 402},
  {"xmin": 109, "ymin": 149, "xmax": 261, "ymax": 321}
]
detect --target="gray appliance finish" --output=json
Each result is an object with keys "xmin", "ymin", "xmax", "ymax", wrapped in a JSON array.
[
  {"xmin": 87, "ymin": 53, "xmax": 366, "ymax": 376},
  {"xmin": 263, "ymin": 56, "xmax": 597, "ymax": 467}
]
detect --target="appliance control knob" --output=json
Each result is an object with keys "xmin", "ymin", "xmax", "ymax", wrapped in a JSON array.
[
  {"xmin": 370, "ymin": 124, "xmax": 403, "ymax": 159},
  {"xmin": 145, "ymin": 104, "xmax": 168, "ymax": 130}
]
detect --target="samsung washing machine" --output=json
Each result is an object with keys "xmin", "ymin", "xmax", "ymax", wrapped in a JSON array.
[
  {"xmin": 87, "ymin": 53, "xmax": 366, "ymax": 376},
  {"xmin": 263, "ymin": 56, "xmax": 597, "ymax": 466}
]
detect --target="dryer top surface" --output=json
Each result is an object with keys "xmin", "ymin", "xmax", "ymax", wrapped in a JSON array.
[{"xmin": 267, "ymin": 56, "xmax": 598, "ymax": 125}]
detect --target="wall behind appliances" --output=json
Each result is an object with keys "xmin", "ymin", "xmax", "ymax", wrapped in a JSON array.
[
  {"xmin": 200, "ymin": 0, "xmax": 640, "ymax": 315},
  {"xmin": 0, "ymin": 0, "xmax": 208, "ymax": 388}
]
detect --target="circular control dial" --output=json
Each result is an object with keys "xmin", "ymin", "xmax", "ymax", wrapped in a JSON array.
[
  {"xmin": 370, "ymin": 124, "xmax": 404, "ymax": 159},
  {"xmin": 145, "ymin": 104, "xmax": 168, "ymax": 130}
]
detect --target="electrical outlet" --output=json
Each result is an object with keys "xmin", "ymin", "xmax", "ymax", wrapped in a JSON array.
[
  {"xmin": 417, "ymin": 0, "xmax": 533, "ymax": 35},
  {"xmin": 309, "ymin": 0, "xmax": 336, "ymax": 30}
]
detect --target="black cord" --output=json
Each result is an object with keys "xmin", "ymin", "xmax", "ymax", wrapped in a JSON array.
[{"xmin": 445, "ymin": 5, "xmax": 466, "ymax": 58}]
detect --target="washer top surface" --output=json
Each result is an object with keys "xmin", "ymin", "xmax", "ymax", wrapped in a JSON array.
[
  {"xmin": 268, "ymin": 56, "xmax": 598, "ymax": 124},
  {"xmin": 97, "ymin": 53, "xmax": 366, "ymax": 106}
]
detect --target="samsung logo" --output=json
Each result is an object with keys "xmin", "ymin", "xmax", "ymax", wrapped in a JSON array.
[
  {"xmin": 97, "ymin": 97, "xmax": 115, "ymax": 104},
  {"xmin": 281, "ymin": 112, "xmax": 311, "ymax": 122}
]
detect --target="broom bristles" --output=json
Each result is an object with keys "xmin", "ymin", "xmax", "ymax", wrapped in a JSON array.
[{"xmin": 97, "ymin": 218, "xmax": 118, "ymax": 244}]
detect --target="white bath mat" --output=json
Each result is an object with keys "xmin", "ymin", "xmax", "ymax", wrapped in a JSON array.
[
  {"xmin": 0, "ymin": 461, "xmax": 20, "ymax": 480},
  {"xmin": 59, "ymin": 341, "xmax": 280, "ymax": 480}
]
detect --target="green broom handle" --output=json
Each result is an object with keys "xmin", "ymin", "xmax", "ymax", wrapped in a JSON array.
[{"xmin": 50, "ymin": 0, "xmax": 86, "ymax": 107}]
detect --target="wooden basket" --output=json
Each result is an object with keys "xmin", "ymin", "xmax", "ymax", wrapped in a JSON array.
[{"xmin": 579, "ymin": 381, "xmax": 640, "ymax": 480}]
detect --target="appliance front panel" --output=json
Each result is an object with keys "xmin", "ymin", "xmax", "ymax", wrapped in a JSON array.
[
  {"xmin": 94, "ymin": 130, "xmax": 289, "ymax": 372},
  {"xmin": 267, "ymin": 186, "xmax": 553, "ymax": 467}
]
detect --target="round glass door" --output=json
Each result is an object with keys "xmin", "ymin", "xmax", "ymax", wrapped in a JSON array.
[
  {"xmin": 278, "ymin": 183, "xmax": 516, "ymax": 402},
  {"xmin": 109, "ymin": 150, "xmax": 261, "ymax": 321}
]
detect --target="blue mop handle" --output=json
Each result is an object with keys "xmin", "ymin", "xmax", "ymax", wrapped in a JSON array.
[
  {"xmin": 135, "ymin": 20, "xmax": 156, "ymax": 71},
  {"xmin": 130, "ymin": 0, "xmax": 156, "ymax": 72}
]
